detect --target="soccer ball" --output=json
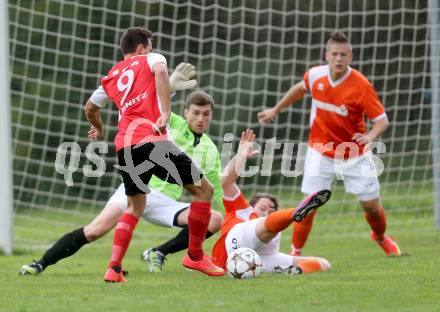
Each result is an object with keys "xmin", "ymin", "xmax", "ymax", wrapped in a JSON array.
[{"xmin": 226, "ymin": 247, "xmax": 262, "ymax": 279}]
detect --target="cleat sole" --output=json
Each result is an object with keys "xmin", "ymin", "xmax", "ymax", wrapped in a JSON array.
[{"xmin": 293, "ymin": 190, "xmax": 331, "ymax": 222}]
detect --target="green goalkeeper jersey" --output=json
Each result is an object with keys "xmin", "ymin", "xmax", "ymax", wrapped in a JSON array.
[{"xmin": 148, "ymin": 112, "xmax": 224, "ymax": 212}]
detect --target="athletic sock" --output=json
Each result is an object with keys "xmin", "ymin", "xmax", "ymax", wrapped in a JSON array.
[
  {"xmin": 187, "ymin": 202, "xmax": 211, "ymax": 261},
  {"xmin": 264, "ymin": 208, "xmax": 295, "ymax": 233},
  {"xmin": 108, "ymin": 212, "xmax": 139, "ymax": 269},
  {"xmin": 155, "ymin": 226, "xmax": 214, "ymax": 256},
  {"xmin": 296, "ymin": 259, "xmax": 323, "ymax": 273},
  {"xmin": 38, "ymin": 227, "xmax": 89, "ymax": 270},
  {"xmin": 292, "ymin": 210, "xmax": 317, "ymax": 250},
  {"xmin": 365, "ymin": 207, "xmax": 387, "ymax": 241}
]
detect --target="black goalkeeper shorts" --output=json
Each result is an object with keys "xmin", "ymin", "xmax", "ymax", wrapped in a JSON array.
[{"xmin": 117, "ymin": 140, "xmax": 203, "ymax": 196}]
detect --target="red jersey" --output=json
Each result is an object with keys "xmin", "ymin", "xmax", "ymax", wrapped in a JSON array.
[
  {"xmin": 101, "ymin": 53, "xmax": 168, "ymax": 151},
  {"xmin": 211, "ymin": 191, "xmax": 258, "ymax": 269},
  {"xmin": 303, "ymin": 65, "xmax": 386, "ymax": 159}
]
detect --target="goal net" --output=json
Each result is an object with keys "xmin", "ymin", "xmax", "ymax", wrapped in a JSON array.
[{"xmin": 8, "ymin": 0, "xmax": 437, "ymax": 249}]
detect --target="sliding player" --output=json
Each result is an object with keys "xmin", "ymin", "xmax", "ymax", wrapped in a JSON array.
[{"xmin": 212, "ymin": 129, "xmax": 332, "ymax": 274}]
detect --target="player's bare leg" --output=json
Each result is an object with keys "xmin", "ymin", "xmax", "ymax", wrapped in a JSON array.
[
  {"xmin": 84, "ymin": 204, "xmax": 123, "ymax": 241},
  {"xmin": 362, "ymin": 198, "xmax": 401, "ymax": 256},
  {"xmin": 181, "ymin": 178, "xmax": 225, "ymax": 276},
  {"xmin": 20, "ymin": 204, "xmax": 122, "ymax": 276}
]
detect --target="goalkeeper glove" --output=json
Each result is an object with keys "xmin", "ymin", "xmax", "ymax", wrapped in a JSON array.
[{"xmin": 169, "ymin": 63, "xmax": 197, "ymax": 91}]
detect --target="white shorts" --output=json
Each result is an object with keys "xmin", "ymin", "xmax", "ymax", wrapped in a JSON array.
[
  {"xmin": 225, "ymin": 218, "xmax": 293, "ymax": 272},
  {"xmin": 301, "ymin": 147, "xmax": 380, "ymax": 201},
  {"xmin": 105, "ymin": 183, "xmax": 189, "ymax": 228}
]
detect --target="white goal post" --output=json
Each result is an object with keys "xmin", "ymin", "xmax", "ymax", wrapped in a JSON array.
[
  {"xmin": 0, "ymin": 0, "xmax": 13, "ymax": 255},
  {"xmin": 428, "ymin": 0, "xmax": 440, "ymax": 229}
]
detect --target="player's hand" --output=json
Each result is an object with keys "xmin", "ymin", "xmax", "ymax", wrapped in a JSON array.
[
  {"xmin": 154, "ymin": 112, "xmax": 170, "ymax": 133},
  {"xmin": 238, "ymin": 129, "xmax": 260, "ymax": 159},
  {"xmin": 169, "ymin": 63, "xmax": 197, "ymax": 91},
  {"xmin": 352, "ymin": 133, "xmax": 373, "ymax": 145},
  {"xmin": 257, "ymin": 108, "xmax": 277, "ymax": 124},
  {"xmin": 88, "ymin": 125, "xmax": 103, "ymax": 140}
]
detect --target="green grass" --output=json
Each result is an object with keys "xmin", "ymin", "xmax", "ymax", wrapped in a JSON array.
[{"xmin": 2, "ymin": 212, "xmax": 440, "ymax": 312}]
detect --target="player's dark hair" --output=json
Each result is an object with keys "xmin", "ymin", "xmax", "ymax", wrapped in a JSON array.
[
  {"xmin": 326, "ymin": 31, "xmax": 352, "ymax": 52},
  {"xmin": 120, "ymin": 27, "xmax": 152, "ymax": 55},
  {"xmin": 249, "ymin": 192, "xmax": 279, "ymax": 211},
  {"xmin": 185, "ymin": 90, "xmax": 214, "ymax": 109}
]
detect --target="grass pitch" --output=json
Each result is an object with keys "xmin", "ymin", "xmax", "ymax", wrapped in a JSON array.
[{"xmin": 2, "ymin": 212, "xmax": 440, "ymax": 312}]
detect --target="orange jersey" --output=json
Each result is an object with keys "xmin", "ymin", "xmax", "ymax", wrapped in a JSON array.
[
  {"xmin": 303, "ymin": 65, "xmax": 386, "ymax": 159},
  {"xmin": 211, "ymin": 192, "xmax": 258, "ymax": 269}
]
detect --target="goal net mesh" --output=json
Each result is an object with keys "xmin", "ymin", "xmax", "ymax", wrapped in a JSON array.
[{"xmin": 9, "ymin": 0, "xmax": 434, "ymax": 248}]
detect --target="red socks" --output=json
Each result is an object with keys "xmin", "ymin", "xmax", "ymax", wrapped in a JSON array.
[
  {"xmin": 188, "ymin": 202, "xmax": 211, "ymax": 261},
  {"xmin": 108, "ymin": 212, "xmax": 139, "ymax": 268},
  {"xmin": 292, "ymin": 210, "xmax": 317, "ymax": 250},
  {"xmin": 365, "ymin": 207, "xmax": 387, "ymax": 241}
]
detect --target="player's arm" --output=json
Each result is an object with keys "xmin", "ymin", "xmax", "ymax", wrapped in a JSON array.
[
  {"xmin": 152, "ymin": 62, "xmax": 172, "ymax": 132},
  {"xmin": 221, "ymin": 129, "xmax": 259, "ymax": 198},
  {"xmin": 257, "ymin": 81, "xmax": 307, "ymax": 124},
  {"xmin": 352, "ymin": 82, "xmax": 390, "ymax": 145},
  {"xmin": 84, "ymin": 85, "xmax": 109, "ymax": 140},
  {"xmin": 352, "ymin": 116, "xmax": 389, "ymax": 145}
]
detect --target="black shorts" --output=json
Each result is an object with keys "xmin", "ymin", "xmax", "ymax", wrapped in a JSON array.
[{"xmin": 117, "ymin": 140, "xmax": 203, "ymax": 196}]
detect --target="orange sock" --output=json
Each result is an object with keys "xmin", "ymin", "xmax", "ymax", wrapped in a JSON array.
[
  {"xmin": 264, "ymin": 208, "xmax": 295, "ymax": 234},
  {"xmin": 292, "ymin": 210, "xmax": 316, "ymax": 250},
  {"xmin": 364, "ymin": 207, "xmax": 387, "ymax": 241},
  {"xmin": 296, "ymin": 259, "xmax": 322, "ymax": 273}
]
